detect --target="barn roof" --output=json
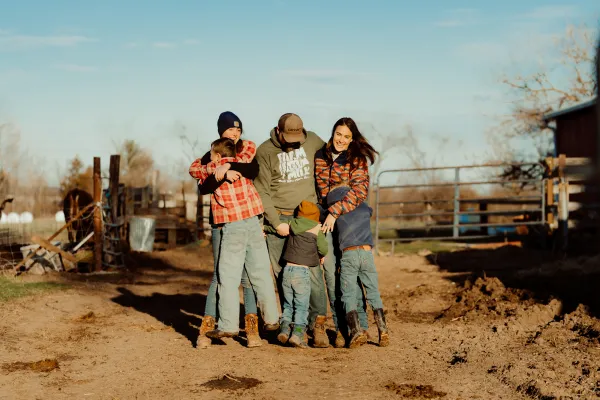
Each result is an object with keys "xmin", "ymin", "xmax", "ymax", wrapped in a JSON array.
[{"xmin": 542, "ymin": 97, "xmax": 596, "ymax": 121}]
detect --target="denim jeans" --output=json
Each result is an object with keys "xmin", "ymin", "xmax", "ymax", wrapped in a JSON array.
[
  {"xmin": 265, "ymin": 214, "xmax": 328, "ymax": 328},
  {"xmin": 281, "ymin": 264, "xmax": 311, "ymax": 329},
  {"xmin": 203, "ymin": 226, "xmax": 258, "ymax": 319},
  {"xmin": 322, "ymin": 232, "xmax": 369, "ymax": 331},
  {"xmin": 216, "ymin": 216, "xmax": 280, "ymax": 333},
  {"xmin": 340, "ymin": 249, "xmax": 384, "ymax": 314}
]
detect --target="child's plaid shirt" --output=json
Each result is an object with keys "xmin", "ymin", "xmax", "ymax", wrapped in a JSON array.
[{"xmin": 188, "ymin": 141, "xmax": 263, "ymax": 224}]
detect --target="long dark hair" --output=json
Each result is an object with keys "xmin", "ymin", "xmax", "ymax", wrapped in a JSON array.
[{"xmin": 324, "ymin": 117, "xmax": 378, "ymax": 169}]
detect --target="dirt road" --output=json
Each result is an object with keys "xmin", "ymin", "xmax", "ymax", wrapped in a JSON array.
[{"xmin": 1, "ymin": 244, "xmax": 600, "ymax": 399}]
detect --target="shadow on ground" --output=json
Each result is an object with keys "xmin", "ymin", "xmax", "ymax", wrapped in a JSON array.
[{"xmin": 427, "ymin": 245, "xmax": 600, "ymax": 317}]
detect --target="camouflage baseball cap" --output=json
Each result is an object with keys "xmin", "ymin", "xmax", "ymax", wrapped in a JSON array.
[{"xmin": 277, "ymin": 113, "xmax": 306, "ymax": 144}]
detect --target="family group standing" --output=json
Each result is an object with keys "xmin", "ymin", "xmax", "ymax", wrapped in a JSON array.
[{"xmin": 188, "ymin": 111, "xmax": 389, "ymax": 349}]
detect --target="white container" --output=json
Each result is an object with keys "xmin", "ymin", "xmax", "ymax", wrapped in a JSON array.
[{"xmin": 129, "ymin": 216, "xmax": 156, "ymax": 252}]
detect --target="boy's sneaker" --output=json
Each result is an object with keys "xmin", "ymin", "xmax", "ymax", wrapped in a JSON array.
[
  {"xmin": 277, "ymin": 321, "xmax": 292, "ymax": 344},
  {"xmin": 288, "ymin": 326, "xmax": 309, "ymax": 349}
]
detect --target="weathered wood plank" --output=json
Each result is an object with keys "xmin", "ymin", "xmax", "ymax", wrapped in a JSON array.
[{"xmin": 30, "ymin": 236, "xmax": 77, "ymax": 263}]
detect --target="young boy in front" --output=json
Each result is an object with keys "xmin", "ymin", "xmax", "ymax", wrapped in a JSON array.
[
  {"xmin": 275, "ymin": 200, "xmax": 328, "ymax": 348},
  {"xmin": 192, "ymin": 137, "xmax": 280, "ymax": 342}
]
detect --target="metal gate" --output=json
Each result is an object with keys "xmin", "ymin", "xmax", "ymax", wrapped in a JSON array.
[{"xmin": 373, "ymin": 162, "xmax": 549, "ymax": 253}]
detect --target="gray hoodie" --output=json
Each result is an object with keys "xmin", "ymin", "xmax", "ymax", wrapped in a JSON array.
[{"xmin": 255, "ymin": 128, "xmax": 325, "ymax": 228}]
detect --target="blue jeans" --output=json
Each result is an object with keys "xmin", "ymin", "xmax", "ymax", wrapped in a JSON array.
[
  {"xmin": 265, "ymin": 214, "xmax": 328, "ymax": 329},
  {"xmin": 204, "ymin": 226, "xmax": 258, "ymax": 319},
  {"xmin": 281, "ymin": 264, "xmax": 311, "ymax": 328},
  {"xmin": 322, "ymin": 232, "xmax": 369, "ymax": 331},
  {"xmin": 217, "ymin": 216, "xmax": 280, "ymax": 333},
  {"xmin": 340, "ymin": 249, "xmax": 384, "ymax": 314}
]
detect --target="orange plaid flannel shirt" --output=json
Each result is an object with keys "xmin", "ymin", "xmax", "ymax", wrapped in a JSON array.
[{"xmin": 189, "ymin": 140, "xmax": 263, "ymax": 224}]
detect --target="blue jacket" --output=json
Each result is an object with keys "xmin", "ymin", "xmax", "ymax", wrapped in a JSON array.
[{"xmin": 325, "ymin": 186, "xmax": 373, "ymax": 250}]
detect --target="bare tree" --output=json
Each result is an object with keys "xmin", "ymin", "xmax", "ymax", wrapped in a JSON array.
[
  {"xmin": 491, "ymin": 24, "xmax": 597, "ymax": 163},
  {"xmin": 113, "ymin": 139, "xmax": 155, "ymax": 187},
  {"xmin": 0, "ymin": 122, "xmax": 21, "ymax": 199},
  {"xmin": 488, "ymin": 24, "xmax": 598, "ymax": 187},
  {"xmin": 59, "ymin": 155, "xmax": 94, "ymax": 197}
]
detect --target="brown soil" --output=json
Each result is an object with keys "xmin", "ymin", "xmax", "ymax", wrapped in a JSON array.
[{"xmin": 1, "ymin": 244, "xmax": 600, "ymax": 399}]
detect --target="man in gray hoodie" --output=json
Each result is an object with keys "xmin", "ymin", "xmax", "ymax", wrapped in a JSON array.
[{"xmin": 254, "ymin": 113, "xmax": 330, "ymax": 347}]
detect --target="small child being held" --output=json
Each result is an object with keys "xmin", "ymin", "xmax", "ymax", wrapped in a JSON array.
[{"xmin": 276, "ymin": 200, "xmax": 328, "ymax": 348}]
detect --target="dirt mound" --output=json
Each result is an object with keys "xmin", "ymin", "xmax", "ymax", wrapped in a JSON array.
[
  {"xmin": 385, "ymin": 383, "xmax": 447, "ymax": 398},
  {"xmin": 2, "ymin": 358, "xmax": 59, "ymax": 373},
  {"xmin": 200, "ymin": 374, "xmax": 262, "ymax": 392},
  {"xmin": 437, "ymin": 277, "xmax": 541, "ymax": 321}
]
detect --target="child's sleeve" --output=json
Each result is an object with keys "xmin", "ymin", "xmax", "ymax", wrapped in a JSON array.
[
  {"xmin": 317, "ymin": 231, "xmax": 329, "ymax": 257},
  {"xmin": 188, "ymin": 159, "xmax": 225, "ymax": 183},
  {"xmin": 236, "ymin": 140, "xmax": 256, "ymax": 163}
]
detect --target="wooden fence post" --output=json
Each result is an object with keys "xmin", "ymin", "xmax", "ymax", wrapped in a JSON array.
[
  {"xmin": 109, "ymin": 155, "xmax": 120, "ymax": 221},
  {"xmin": 93, "ymin": 157, "xmax": 103, "ymax": 272}
]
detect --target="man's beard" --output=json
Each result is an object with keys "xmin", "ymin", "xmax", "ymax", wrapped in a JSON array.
[{"xmin": 282, "ymin": 142, "xmax": 301, "ymax": 151}]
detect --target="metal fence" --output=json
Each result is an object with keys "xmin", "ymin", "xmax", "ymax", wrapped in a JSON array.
[{"xmin": 374, "ymin": 162, "xmax": 548, "ymax": 252}]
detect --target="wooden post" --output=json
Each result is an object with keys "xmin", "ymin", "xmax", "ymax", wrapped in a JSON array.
[
  {"xmin": 545, "ymin": 157, "xmax": 555, "ymax": 226},
  {"xmin": 109, "ymin": 155, "xmax": 121, "ymax": 220},
  {"xmin": 107, "ymin": 155, "xmax": 121, "ymax": 266},
  {"xmin": 151, "ymin": 170, "xmax": 160, "ymax": 207},
  {"xmin": 93, "ymin": 157, "xmax": 102, "ymax": 272},
  {"xmin": 596, "ymin": 35, "xmax": 600, "ymax": 172}
]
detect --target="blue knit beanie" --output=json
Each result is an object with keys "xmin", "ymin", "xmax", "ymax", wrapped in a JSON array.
[{"xmin": 217, "ymin": 111, "xmax": 242, "ymax": 136}]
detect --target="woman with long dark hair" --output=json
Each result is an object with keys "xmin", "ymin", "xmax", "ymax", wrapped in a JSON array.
[{"xmin": 315, "ymin": 117, "xmax": 390, "ymax": 348}]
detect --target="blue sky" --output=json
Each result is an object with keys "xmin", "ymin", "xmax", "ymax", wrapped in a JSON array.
[{"xmin": 0, "ymin": 0, "xmax": 598, "ymax": 187}]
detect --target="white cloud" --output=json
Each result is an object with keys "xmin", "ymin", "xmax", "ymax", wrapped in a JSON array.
[
  {"xmin": 54, "ymin": 64, "xmax": 98, "ymax": 72},
  {"xmin": 153, "ymin": 41, "xmax": 176, "ymax": 48},
  {"xmin": 0, "ymin": 31, "xmax": 96, "ymax": 50}
]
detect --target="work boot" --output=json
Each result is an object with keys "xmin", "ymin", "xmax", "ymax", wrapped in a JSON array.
[
  {"xmin": 277, "ymin": 321, "xmax": 292, "ymax": 344},
  {"xmin": 205, "ymin": 329, "xmax": 238, "ymax": 339},
  {"xmin": 346, "ymin": 310, "xmax": 367, "ymax": 349},
  {"xmin": 334, "ymin": 330, "xmax": 345, "ymax": 348},
  {"xmin": 288, "ymin": 325, "xmax": 309, "ymax": 349},
  {"xmin": 312, "ymin": 315, "xmax": 329, "ymax": 348},
  {"xmin": 197, "ymin": 315, "xmax": 215, "ymax": 349},
  {"xmin": 263, "ymin": 322, "xmax": 280, "ymax": 332},
  {"xmin": 245, "ymin": 314, "xmax": 262, "ymax": 348},
  {"xmin": 374, "ymin": 309, "xmax": 390, "ymax": 347}
]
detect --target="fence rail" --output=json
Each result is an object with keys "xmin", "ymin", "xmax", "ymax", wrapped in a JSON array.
[{"xmin": 374, "ymin": 162, "xmax": 548, "ymax": 251}]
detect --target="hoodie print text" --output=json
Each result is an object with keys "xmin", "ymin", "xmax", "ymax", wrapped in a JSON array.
[{"xmin": 277, "ymin": 147, "xmax": 311, "ymax": 183}]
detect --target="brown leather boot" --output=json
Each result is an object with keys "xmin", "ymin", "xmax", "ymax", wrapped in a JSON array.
[
  {"xmin": 197, "ymin": 315, "xmax": 215, "ymax": 349},
  {"xmin": 334, "ymin": 331, "xmax": 345, "ymax": 348},
  {"xmin": 245, "ymin": 314, "xmax": 262, "ymax": 348},
  {"xmin": 312, "ymin": 315, "xmax": 329, "ymax": 348},
  {"xmin": 374, "ymin": 309, "xmax": 390, "ymax": 347},
  {"xmin": 346, "ymin": 310, "xmax": 367, "ymax": 349}
]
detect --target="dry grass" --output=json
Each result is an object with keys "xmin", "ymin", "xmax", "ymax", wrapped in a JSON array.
[{"xmin": 0, "ymin": 276, "xmax": 69, "ymax": 302}]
